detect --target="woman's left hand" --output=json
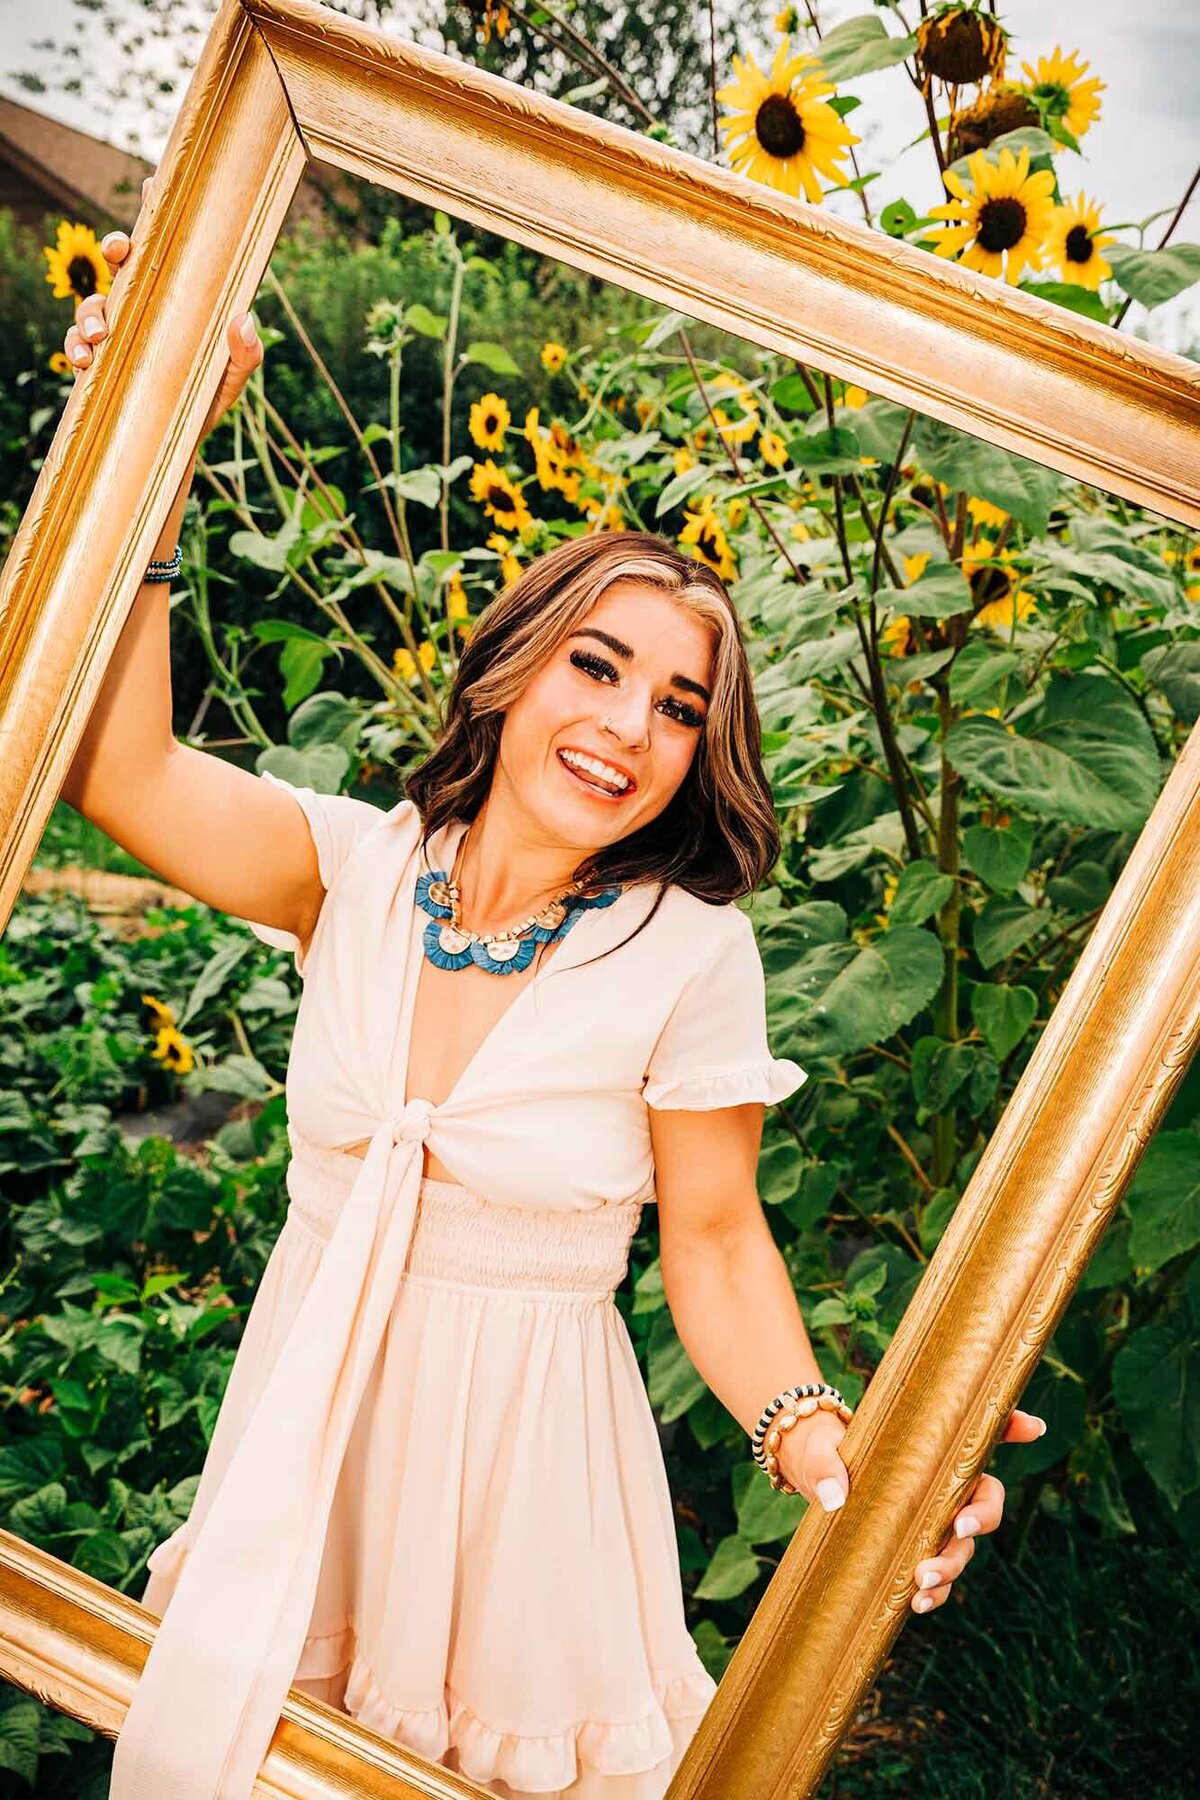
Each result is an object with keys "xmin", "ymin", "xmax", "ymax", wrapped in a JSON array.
[
  {"xmin": 775, "ymin": 1402, "xmax": 1047, "ymax": 1616},
  {"xmin": 909, "ymin": 1406, "xmax": 1046, "ymax": 1615}
]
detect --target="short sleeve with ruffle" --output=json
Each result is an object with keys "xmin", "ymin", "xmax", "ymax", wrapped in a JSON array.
[
  {"xmin": 243, "ymin": 770, "xmax": 387, "ymax": 975},
  {"xmin": 642, "ymin": 906, "xmax": 807, "ymax": 1111}
]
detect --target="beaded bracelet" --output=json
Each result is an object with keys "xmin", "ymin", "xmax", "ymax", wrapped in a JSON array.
[
  {"xmin": 143, "ymin": 544, "xmax": 182, "ymax": 584},
  {"xmin": 751, "ymin": 1382, "xmax": 855, "ymax": 1495}
]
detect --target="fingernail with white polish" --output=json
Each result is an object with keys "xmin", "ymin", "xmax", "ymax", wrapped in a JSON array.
[
  {"xmin": 1036, "ymin": 1418, "xmax": 1048, "ymax": 1436},
  {"xmin": 914, "ymin": 1594, "xmax": 933, "ymax": 1612},
  {"xmin": 816, "ymin": 1478, "xmax": 846, "ymax": 1513},
  {"xmin": 239, "ymin": 313, "xmax": 257, "ymax": 344},
  {"xmin": 919, "ymin": 1568, "xmax": 941, "ymax": 1589},
  {"xmin": 70, "ymin": 344, "xmax": 88, "ymax": 363},
  {"xmin": 81, "ymin": 317, "xmax": 104, "ymax": 340},
  {"xmin": 955, "ymin": 1512, "xmax": 980, "ymax": 1539}
]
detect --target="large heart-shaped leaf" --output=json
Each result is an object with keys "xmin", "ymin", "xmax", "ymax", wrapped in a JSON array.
[
  {"xmin": 1125, "ymin": 1131, "xmax": 1200, "ymax": 1276},
  {"xmin": 769, "ymin": 927, "xmax": 945, "ymax": 1059},
  {"xmin": 945, "ymin": 672, "xmax": 1161, "ymax": 832}
]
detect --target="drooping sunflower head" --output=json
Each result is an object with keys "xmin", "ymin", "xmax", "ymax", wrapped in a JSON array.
[
  {"xmin": 927, "ymin": 144, "xmax": 1058, "ymax": 285},
  {"xmin": 1019, "ymin": 45, "xmax": 1105, "ymax": 144},
  {"xmin": 43, "ymin": 220, "xmax": 112, "ymax": 304},
  {"xmin": 946, "ymin": 82, "xmax": 1041, "ymax": 162},
  {"xmin": 759, "ymin": 430, "xmax": 788, "ymax": 470},
  {"xmin": 1043, "ymin": 192, "xmax": 1115, "ymax": 291},
  {"xmin": 151, "ymin": 1026, "xmax": 194, "ymax": 1076},
  {"xmin": 716, "ymin": 36, "xmax": 860, "ymax": 205},
  {"xmin": 916, "ymin": 4, "xmax": 1008, "ymax": 87},
  {"xmin": 468, "ymin": 391, "xmax": 511, "ymax": 452}
]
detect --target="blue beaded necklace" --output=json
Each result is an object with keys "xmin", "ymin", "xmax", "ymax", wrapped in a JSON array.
[{"xmin": 415, "ymin": 824, "xmax": 622, "ymax": 977}]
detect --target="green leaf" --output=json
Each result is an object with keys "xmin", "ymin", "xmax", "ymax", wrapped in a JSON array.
[
  {"xmin": 1113, "ymin": 1314, "xmax": 1200, "ymax": 1506},
  {"xmin": 391, "ymin": 467, "xmax": 442, "ymax": 509},
  {"xmin": 769, "ymin": 927, "xmax": 945, "ymax": 1060},
  {"xmin": 646, "ymin": 1309, "xmax": 706, "ymax": 1422},
  {"xmin": 179, "ymin": 938, "xmax": 254, "ymax": 1029},
  {"xmin": 252, "ymin": 618, "xmax": 328, "ymax": 646},
  {"xmin": 918, "ymin": 1187, "xmax": 960, "ymax": 1253},
  {"xmin": 1142, "ymin": 643, "xmax": 1200, "ymax": 724},
  {"xmin": 949, "ymin": 639, "xmax": 1019, "ymax": 708},
  {"xmin": 945, "ymin": 673, "xmax": 1162, "ymax": 834},
  {"xmin": 198, "ymin": 1054, "xmax": 274, "ymax": 1101},
  {"xmin": 279, "ymin": 636, "xmax": 330, "ymax": 709},
  {"xmin": 256, "ymin": 743, "xmax": 351, "ymax": 795},
  {"xmin": 848, "ymin": 397, "xmax": 913, "ymax": 462},
  {"xmin": 910, "ymin": 415, "xmax": 1062, "ymax": 534},
  {"xmin": 288, "ymin": 691, "xmax": 360, "ymax": 751},
  {"xmin": 972, "ymin": 896, "xmax": 1044, "ymax": 970},
  {"xmin": 1126, "ymin": 1131, "xmax": 1200, "ymax": 1276},
  {"xmin": 654, "ymin": 463, "xmax": 711, "ymax": 517},
  {"xmin": 811, "ymin": 14, "xmax": 918, "ymax": 80},
  {"xmin": 945, "ymin": 127, "xmax": 1060, "ymax": 188},
  {"xmin": 1106, "ymin": 242, "xmax": 1200, "ymax": 310},
  {"xmin": 464, "ymin": 340, "xmax": 520, "ymax": 375},
  {"xmin": 693, "ymin": 1533, "xmax": 763, "ymax": 1601},
  {"xmin": 769, "ymin": 374, "xmax": 818, "ymax": 415},
  {"xmin": 405, "ymin": 302, "xmax": 446, "ymax": 338},
  {"xmin": 874, "ymin": 559, "xmax": 971, "ymax": 621},
  {"xmin": 911, "ymin": 1036, "xmax": 975, "ymax": 1121},
  {"xmin": 733, "ymin": 1460, "xmax": 807, "ymax": 1544},
  {"xmin": 962, "ymin": 818, "xmax": 1033, "ymax": 894},
  {"xmin": 786, "ymin": 425, "xmax": 862, "ymax": 475},
  {"xmin": 971, "ymin": 983, "xmax": 1037, "ymax": 1060},
  {"xmin": 1018, "ymin": 280, "xmax": 1112, "ymax": 325},
  {"xmin": 1046, "ymin": 859, "xmax": 1111, "ymax": 914},
  {"xmin": 889, "ymin": 858, "xmax": 954, "ymax": 927}
]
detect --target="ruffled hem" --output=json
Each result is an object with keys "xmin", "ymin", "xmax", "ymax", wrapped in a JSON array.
[
  {"xmin": 342, "ymin": 1657, "xmax": 717, "ymax": 1793},
  {"xmin": 642, "ymin": 1056, "xmax": 807, "ymax": 1111}
]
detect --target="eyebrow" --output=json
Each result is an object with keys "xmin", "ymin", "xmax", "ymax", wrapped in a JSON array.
[{"xmin": 567, "ymin": 627, "xmax": 712, "ymax": 704}]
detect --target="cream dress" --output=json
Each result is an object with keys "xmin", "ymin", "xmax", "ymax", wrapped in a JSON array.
[{"xmin": 109, "ymin": 771, "xmax": 807, "ymax": 1800}]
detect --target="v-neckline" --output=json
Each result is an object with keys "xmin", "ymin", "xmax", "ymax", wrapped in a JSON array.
[{"xmin": 399, "ymin": 816, "xmax": 626, "ymax": 1113}]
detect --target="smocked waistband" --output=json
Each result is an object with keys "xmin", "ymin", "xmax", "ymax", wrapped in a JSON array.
[{"xmin": 283, "ymin": 1135, "xmax": 642, "ymax": 1299}]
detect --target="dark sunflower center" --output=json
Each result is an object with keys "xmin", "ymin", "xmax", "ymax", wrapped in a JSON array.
[
  {"xmin": 969, "ymin": 563, "xmax": 1011, "ymax": 607},
  {"xmin": 755, "ymin": 93, "xmax": 806, "ymax": 159},
  {"xmin": 977, "ymin": 196, "xmax": 1028, "ymax": 253},
  {"xmin": 486, "ymin": 484, "xmax": 514, "ymax": 510},
  {"xmin": 68, "ymin": 255, "xmax": 99, "ymax": 298},
  {"xmin": 1064, "ymin": 224, "xmax": 1093, "ymax": 264},
  {"xmin": 484, "ymin": 410, "xmax": 499, "ymax": 432},
  {"xmin": 698, "ymin": 525, "xmax": 721, "ymax": 559}
]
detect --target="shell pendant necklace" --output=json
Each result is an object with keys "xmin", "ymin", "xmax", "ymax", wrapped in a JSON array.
[{"xmin": 414, "ymin": 821, "xmax": 622, "ymax": 977}]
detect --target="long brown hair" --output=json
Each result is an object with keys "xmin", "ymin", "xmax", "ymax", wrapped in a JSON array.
[{"xmin": 404, "ymin": 532, "xmax": 780, "ymax": 914}]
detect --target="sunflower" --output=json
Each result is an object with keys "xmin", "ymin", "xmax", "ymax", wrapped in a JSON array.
[
  {"xmin": 1043, "ymin": 192, "xmax": 1115, "ymax": 291},
  {"xmin": 880, "ymin": 614, "xmax": 918, "ymax": 657},
  {"xmin": 966, "ymin": 495, "xmax": 1008, "ymax": 532},
  {"xmin": 635, "ymin": 398, "xmax": 655, "ymax": 424},
  {"xmin": 904, "ymin": 551, "xmax": 932, "ymax": 584},
  {"xmin": 964, "ymin": 544, "xmax": 1035, "ymax": 632},
  {"xmin": 726, "ymin": 495, "xmax": 749, "ymax": 529},
  {"xmin": 679, "ymin": 496, "xmax": 737, "ymax": 581},
  {"xmin": 673, "ymin": 446, "xmax": 697, "ymax": 477},
  {"xmin": 445, "ymin": 570, "xmax": 470, "ymax": 624},
  {"xmin": 48, "ymin": 349, "xmax": 74, "ymax": 377},
  {"xmin": 141, "ymin": 993, "xmax": 177, "ymax": 1032},
  {"xmin": 947, "ymin": 83, "xmax": 1040, "ymax": 161},
  {"xmin": 717, "ymin": 36, "xmax": 860, "ymax": 204},
  {"xmin": 487, "ymin": 531, "xmax": 524, "ymax": 586},
  {"xmin": 916, "ymin": 5, "xmax": 1007, "ymax": 87},
  {"xmin": 841, "ymin": 384, "xmax": 869, "ymax": 409},
  {"xmin": 468, "ymin": 392, "xmax": 511, "ymax": 451},
  {"xmin": 464, "ymin": 0, "xmax": 510, "ymax": 44},
  {"xmin": 759, "ymin": 430, "xmax": 788, "ymax": 470},
  {"xmin": 709, "ymin": 372, "xmax": 760, "ymax": 445},
  {"xmin": 151, "ymin": 1026, "xmax": 194, "ymax": 1076},
  {"xmin": 524, "ymin": 407, "xmax": 581, "ymax": 501},
  {"xmin": 540, "ymin": 341, "xmax": 568, "ymax": 372},
  {"xmin": 393, "ymin": 639, "xmax": 437, "ymax": 683},
  {"xmin": 927, "ymin": 144, "xmax": 1057, "ymax": 285},
  {"xmin": 42, "ymin": 220, "xmax": 111, "ymax": 303},
  {"xmin": 1019, "ymin": 46, "xmax": 1105, "ymax": 144},
  {"xmin": 469, "ymin": 459, "xmax": 533, "ymax": 532}
]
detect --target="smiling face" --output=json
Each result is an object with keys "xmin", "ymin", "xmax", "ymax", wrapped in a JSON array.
[{"xmin": 494, "ymin": 579, "xmax": 717, "ymax": 853}]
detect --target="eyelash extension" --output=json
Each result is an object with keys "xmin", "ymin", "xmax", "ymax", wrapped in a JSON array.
[{"xmin": 568, "ymin": 648, "xmax": 706, "ymax": 730}]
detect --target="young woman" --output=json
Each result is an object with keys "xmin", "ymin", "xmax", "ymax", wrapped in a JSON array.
[{"xmin": 61, "ymin": 216, "xmax": 1043, "ymax": 1800}]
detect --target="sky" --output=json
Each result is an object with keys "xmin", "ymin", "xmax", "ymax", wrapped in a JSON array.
[{"xmin": 1, "ymin": 0, "xmax": 1196, "ymax": 351}]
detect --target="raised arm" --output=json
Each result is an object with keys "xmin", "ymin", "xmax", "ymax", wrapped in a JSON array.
[{"xmin": 55, "ymin": 200, "xmax": 323, "ymax": 950}]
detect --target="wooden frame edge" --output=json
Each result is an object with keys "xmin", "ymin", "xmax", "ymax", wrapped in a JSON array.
[{"xmin": 0, "ymin": 0, "xmax": 1198, "ymax": 1793}]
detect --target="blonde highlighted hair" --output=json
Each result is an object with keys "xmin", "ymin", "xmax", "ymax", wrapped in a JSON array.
[{"xmin": 404, "ymin": 532, "xmax": 780, "ymax": 906}]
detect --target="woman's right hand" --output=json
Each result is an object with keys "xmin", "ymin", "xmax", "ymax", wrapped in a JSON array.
[{"xmin": 63, "ymin": 174, "xmax": 265, "ymax": 443}]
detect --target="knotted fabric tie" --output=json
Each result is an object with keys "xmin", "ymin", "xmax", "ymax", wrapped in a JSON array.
[{"xmin": 110, "ymin": 1099, "xmax": 437, "ymax": 1799}]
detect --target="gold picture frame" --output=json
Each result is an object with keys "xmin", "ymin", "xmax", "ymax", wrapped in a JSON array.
[{"xmin": 1, "ymin": 1, "xmax": 1199, "ymax": 1794}]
